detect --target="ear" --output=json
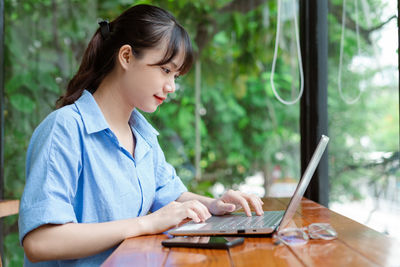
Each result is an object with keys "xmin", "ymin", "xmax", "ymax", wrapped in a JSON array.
[{"xmin": 117, "ymin": 44, "xmax": 134, "ymax": 71}]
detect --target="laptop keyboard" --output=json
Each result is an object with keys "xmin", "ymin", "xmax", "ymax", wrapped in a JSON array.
[{"xmin": 208, "ymin": 210, "xmax": 284, "ymax": 231}]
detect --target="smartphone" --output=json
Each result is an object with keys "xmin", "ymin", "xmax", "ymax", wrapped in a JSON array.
[{"xmin": 161, "ymin": 236, "xmax": 244, "ymax": 249}]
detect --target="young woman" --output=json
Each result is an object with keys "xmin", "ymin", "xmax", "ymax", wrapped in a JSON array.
[{"xmin": 19, "ymin": 4, "xmax": 264, "ymax": 266}]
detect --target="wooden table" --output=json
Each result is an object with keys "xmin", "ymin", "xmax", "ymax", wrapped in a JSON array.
[
  {"xmin": 102, "ymin": 198, "xmax": 400, "ymax": 266},
  {"xmin": 0, "ymin": 200, "xmax": 19, "ymax": 217}
]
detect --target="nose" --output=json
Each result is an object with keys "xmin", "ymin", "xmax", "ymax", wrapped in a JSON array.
[{"xmin": 164, "ymin": 82, "xmax": 175, "ymax": 94}]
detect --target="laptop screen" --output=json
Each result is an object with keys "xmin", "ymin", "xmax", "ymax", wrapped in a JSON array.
[{"xmin": 277, "ymin": 135, "xmax": 329, "ymax": 231}]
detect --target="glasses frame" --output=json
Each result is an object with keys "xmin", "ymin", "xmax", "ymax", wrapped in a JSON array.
[{"xmin": 273, "ymin": 223, "xmax": 338, "ymax": 246}]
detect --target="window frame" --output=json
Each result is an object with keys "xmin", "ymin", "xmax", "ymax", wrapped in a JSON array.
[
  {"xmin": 0, "ymin": 0, "xmax": 398, "ymax": 218},
  {"xmin": 299, "ymin": 0, "xmax": 329, "ymax": 206}
]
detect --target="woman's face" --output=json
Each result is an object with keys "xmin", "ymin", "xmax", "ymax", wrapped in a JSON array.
[{"xmin": 119, "ymin": 44, "xmax": 184, "ymax": 113}]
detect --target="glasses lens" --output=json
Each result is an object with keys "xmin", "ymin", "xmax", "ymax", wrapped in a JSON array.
[
  {"xmin": 276, "ymin": 228, "xmax": 309, "ymax": 246},
  {"xmin": 308, "ymin": 223, "xmax": 337, "ymax": 240}
]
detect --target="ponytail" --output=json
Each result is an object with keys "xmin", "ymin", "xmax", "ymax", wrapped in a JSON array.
[
  {"xmin": 56, "ymin": 30, "xmax": 104, "ymax": 108},
  {"xmin": 56, "ymin": 4, "xmax": 194, "ymax": 109}
]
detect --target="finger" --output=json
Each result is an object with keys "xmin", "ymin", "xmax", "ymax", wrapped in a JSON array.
[
  {"xmin": 186, "ymin": 200, "xmax": 211, "ymax": 222},
  {"xmin": 259, "ymin": 198, "xmax": 265, "ymax": 211},
  {"xmin": 222, "ymin": 202, "xmax": 236, "ymax": 213},
  {"xmin": 186, "ymin": 208, "xmax": 201, "ymax": 223},
  {"xmin": 236, "ymin": 195, "xmax": 252, "ymax": 217},
  {"xmin": 257, "ymin": 198, "xmax": 264, "ymax": 208},
  {"xmin": 245, "ymin": 195, "xmax": 264, "ymax": 216},
  {"xmin": 199, "ymin": 236, "xmax": 210, "ymax": 243},
  {"xmin": 221, "ymin": 190, "xmax": 252, "ymax": 216},
  {"xmin": 246, "ymin": 194, "xmax": 264, "ymax": 215},
  {"xmin": 255, "ymin": 197, "xmax": 264, "ymax": 215},
  {"xmin": 192, "ymin": 236, "xmax": 200, "ymax": 243},
  {"xmin": 195, "ymin": 200, "xmax": 212, "ymax": 221},
  {"xmin": 224, "ymin": 191, "xmax": 251, "ymax": 216},
  {"xmin": 217, "ymin": 200, "xmax": 236, "ymax": 214}
]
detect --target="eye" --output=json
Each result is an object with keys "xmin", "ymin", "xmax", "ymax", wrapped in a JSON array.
[
  {"xmin": 174, "ymin": 75, "xmax": 180, "ymax": 81},
  {"xmin": 161, "ymin": 67, "xmax": 171, "ymax": 74}
]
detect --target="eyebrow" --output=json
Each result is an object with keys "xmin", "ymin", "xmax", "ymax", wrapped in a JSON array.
[{"xmin": 170, "ymin": 61, "xmax": 178, "ymax": 70}]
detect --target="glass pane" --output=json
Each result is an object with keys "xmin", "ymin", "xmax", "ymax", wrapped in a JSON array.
[
  {"xmin": 4, "ymin": 0, "xmax": 302, "ymax": 263},
  {"xmin": 327, "ymin": 0, "xmax": 400, "ymax": 240},
  {"xmin": 4, "ymin": 0, "xmax": 102, "ymax": 262},
  {"xmin": 146, "ymin": 1, "xmax": 301, "ymax": 199}
]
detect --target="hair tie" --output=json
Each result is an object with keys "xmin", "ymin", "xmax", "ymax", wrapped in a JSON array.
[{"xmin": 98, "ymin": 20, "xmax": 111, "ymax": 40}]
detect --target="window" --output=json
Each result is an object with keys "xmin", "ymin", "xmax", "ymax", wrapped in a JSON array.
[
  {"xmin": 1, "ymin": 0, "xmax": 399, "ymax": 263},
  {"xmin": 327, "ymin": 0, "xmax": 400, "ymax": 240}
]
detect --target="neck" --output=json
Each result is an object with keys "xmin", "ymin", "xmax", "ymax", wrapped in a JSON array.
[{"xmin": 93, "ymin": 74, "xmax": 133, "ymax": 131}]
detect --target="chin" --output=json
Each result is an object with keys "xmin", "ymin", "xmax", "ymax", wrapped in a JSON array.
[{"xmin": 137, "ymin": 105, "xmax": 158, "ymax": 113}]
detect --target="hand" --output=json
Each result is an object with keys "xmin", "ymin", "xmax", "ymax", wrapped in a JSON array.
[
  {"xmin": 143, "ymin": 200, "xmax": 212, "ymax": 234},
  {"xmin": 208, "ymin": 190, "xmax": 264, "ymax": 217}
]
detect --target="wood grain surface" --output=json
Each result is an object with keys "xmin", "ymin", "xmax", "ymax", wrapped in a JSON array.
[
  {"xmin": 0, "ymin": 200, "xmax": 19, "ymax": 218},
  {"xmin": 102, "ymin": 198, "xmax": 400, "ymax": 267}
]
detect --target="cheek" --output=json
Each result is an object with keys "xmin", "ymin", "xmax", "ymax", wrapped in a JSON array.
[
  {"xmin": 120, "ymin": 72, "xmax": 134, "ymax": 90},
  {"xmin": 121, "ymin": 66, "xmax": 163, "ymax": 97},
  {"xmin": 120, "ymin": 71, "xmax": 142, "ymax": 96}
]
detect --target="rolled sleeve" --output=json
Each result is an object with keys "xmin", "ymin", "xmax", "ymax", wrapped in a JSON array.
[
  {"xmin": 19, "ymin": 110, "xmax": 81, "ymax": 245},
  {"xmin": 150, "ymin": 143, "xmax": 187, "ymax": 212},
  {"xmin": 19, "ymin": 199, "xmax": 77, "ymax": 244}
]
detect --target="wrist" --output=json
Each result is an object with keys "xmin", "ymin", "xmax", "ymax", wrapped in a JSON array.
[
  {"xmin": 203, "ymin": 197, "xmax": 216, "ymax": 210},
  {"xmin": 124, "ymin": 216, "xmax": 152, "ymax": 238},
  {"xmin": 137, "ymin": 214, "xmax": 154, "ymax": 235},
  {"xmin": 178, "ymin": 192, "xmax": 214, "ymax": 206}
]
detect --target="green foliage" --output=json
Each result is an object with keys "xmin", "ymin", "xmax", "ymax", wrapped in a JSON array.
[
  {"xmin": 2, "ymin": 0, "xmax": 398, "ymax": 264},
  {"xmin": 326, "ymin": 0, "xmax": 399, "ymax": 202},
  {"xmin": 3, "ymin": 215, "xmax": 24, "ymax": 266},
  {"xmin": 4, "ymin": 233, "xmax": 24, "ymax": 267}
]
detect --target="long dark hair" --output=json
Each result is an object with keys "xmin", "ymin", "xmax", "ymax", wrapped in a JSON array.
[{"xmin": 56, "ymin": 4, "xmax": 193, "ymax": 108}]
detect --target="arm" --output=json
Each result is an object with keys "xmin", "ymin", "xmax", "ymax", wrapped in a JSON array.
[
  {"xmin": 23, "ymin": 217, "xmax": 148, "ymax": 262},
  {"xmin": 177, "ymin": 190, "xmax": 264, "ymax": 216},
  {"xmin": 176, "ymin": 191, "xmax": 214, "ymax": 208},
  {"xmin": 23, "ymin": 199, "xmax": 211, "ymax": 262}
]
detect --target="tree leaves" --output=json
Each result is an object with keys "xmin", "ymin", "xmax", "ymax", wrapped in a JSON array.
[
  {"xmin": 9, "ymin": 94, "xmax": 36, "ymax": 113},
  {"xmin": 2, "ymin": 2, "xmax": 398, "ymax": 263}
]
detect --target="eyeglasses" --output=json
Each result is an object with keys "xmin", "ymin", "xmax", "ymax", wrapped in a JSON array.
[{"xmin": 273, "ymin": 223, "xmax": 337, "ymax": 246}]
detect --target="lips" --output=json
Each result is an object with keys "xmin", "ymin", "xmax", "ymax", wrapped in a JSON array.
[{"xmin": 154, "ymin": 95, "xmax": 166, "ymax": 104}]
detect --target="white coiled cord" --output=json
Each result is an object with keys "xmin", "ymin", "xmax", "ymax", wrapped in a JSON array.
[{"xmin": 270, "ymin": 0, "xmax": 304, "ymax": 105}]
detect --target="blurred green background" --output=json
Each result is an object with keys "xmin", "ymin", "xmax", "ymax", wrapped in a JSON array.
[{"xmin": 2, "ymin": 0, "xmax": 399, "ymax": 265}]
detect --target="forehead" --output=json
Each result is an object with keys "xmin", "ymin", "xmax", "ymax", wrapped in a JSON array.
[
  {"xmin": 141, "ymin": 41, "xmax": 186, "ymax": 70},
  {"xmin": 168, "ymin": 51, "xmax": 185, "ymax": 69}
]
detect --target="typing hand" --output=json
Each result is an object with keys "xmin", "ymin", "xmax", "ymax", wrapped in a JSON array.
[
  {"xmin": 208, "ymin": 190, "xmax": 264, "ymax": 217},
  {"xmin": 144, "ymin": 200, "xmax": 212, "ymax": 234}
]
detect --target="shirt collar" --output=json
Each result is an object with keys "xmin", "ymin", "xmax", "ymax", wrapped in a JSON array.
[
  {"xmin": 75, "ymin": 90, "xmax": 159, "ymax": 141},
  {"xmin": 129, "ymin": 109, "xmax": 160, "ymax": 146},
  {"xmin": 75, "ymin": 90, "xmax": 109, "ymax": 134}
]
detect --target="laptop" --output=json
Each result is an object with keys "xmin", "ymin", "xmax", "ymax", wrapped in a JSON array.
[{"xmin": 169, "ymin": 135, "xmax": 329, "ymax": 236}]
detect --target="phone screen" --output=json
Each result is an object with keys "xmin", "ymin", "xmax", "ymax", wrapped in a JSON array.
[{"xmin": 161, "ymin": 236, "xmax": 244, "ymax": 249}]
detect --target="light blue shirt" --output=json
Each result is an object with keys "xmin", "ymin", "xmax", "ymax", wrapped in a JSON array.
[{"xmin": 19, "ymin": 90, "xmax": 187, "ymax": 266}]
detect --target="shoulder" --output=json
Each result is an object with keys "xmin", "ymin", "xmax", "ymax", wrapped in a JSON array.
[
  {"xmin": 26, "ymin": 104, "xmax": 84, "ymax": 171},
  {"xmin": 30, "ymin": 104, "xmax": 83, "ymax": 145}
]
